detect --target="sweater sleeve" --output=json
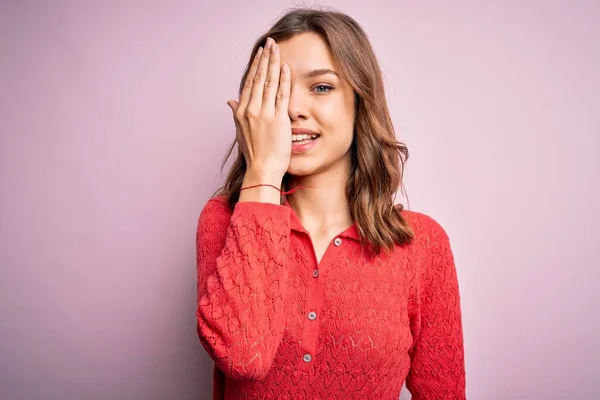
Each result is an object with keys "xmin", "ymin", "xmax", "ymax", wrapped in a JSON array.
[
  {"xmin": 405, "ymin": 215, "xmax": 466, "ymax": 399},
  {"xmin": 196, "ymin": 198, "xmax": 292, "ymax": 380}
]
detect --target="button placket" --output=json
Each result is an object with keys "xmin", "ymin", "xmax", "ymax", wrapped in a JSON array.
[{"xmin": 300, "ymin": 233, "xmax": 325, "ymax": 372}]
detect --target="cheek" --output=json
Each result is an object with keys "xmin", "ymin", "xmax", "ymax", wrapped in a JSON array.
[{"xmin": 314, "ymin": 96, "xmax": 355, "ymax": 132}]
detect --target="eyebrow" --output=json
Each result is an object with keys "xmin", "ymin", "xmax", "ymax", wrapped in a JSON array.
[{"xmin": 303, "ymin": 68, "xmax": 339, "ymax": 78}]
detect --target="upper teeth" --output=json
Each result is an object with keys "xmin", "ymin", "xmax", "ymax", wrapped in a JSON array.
[{"xmin": 292, "ymin": 134, "xmax": 318, "ymax": 141}]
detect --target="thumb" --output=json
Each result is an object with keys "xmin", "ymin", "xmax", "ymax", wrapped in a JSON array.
[{"xmin": 227, "ymin": 100, "xmax": 239, "ymax": 113}]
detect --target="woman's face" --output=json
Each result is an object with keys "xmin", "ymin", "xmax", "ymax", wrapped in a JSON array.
[{"xmin": 277, "ymin": 32, "xmax": 356, "ymax": 177}]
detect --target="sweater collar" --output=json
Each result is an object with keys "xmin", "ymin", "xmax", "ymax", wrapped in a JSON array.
[{"xmin": 283, "ymin": 199, "xmax": 361, "ymax": 241}]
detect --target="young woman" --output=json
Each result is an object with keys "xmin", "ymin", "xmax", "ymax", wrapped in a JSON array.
[{"xmin": 196, "ymin": 8, "xmax": 466, "ymax": 400}]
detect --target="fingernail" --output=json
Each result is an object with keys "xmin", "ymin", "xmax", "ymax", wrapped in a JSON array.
[{"xmin": 272, "ymin": 43, "xmax": 278, "ymax": 54}]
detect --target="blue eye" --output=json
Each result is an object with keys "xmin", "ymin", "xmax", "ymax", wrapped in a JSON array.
[{"xmin": 313, "ymin": 84, "xmax": 333, "ymax": 94}]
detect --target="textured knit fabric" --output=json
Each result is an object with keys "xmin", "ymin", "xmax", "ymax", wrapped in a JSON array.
[{"xmin": 196, "ymin": 196, "xmax": 466, "ymax": 400}]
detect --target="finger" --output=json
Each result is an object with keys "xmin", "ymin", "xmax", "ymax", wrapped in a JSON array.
[
  {"xmin": 227, "ymin": 100, "xmax": 238, "ymax": 113},
  {"xmin": 262, "ymin": 42, "xmax": 281, "ymax": 112},
  {"xmin": 227, "ymin": 100, "xmax": 244, "ymax": 146},
  {"xmin": 238, "ymin": 47, "xmax": 263, "ymax": 110},
  {"xmin": 248, "ymin": 38, "xmax": 273, "ymax": 112},
  {"xmin": 275, "ymin": 63, "xmax": 291, "ymax": 115},
  {"xmin": 227, "ymin": 100, "xmax": 242, "ymax": 135},
  {"xmin": 227, "ymin": 100, "xmax": 240, "ymax": 125}
]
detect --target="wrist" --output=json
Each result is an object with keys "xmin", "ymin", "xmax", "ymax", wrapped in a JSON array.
[
  {"xmin": 243, "ymin": 169, "xmax": 284, "ymax": 188},
  {"xmin": 239, "ymin": 171, "xmax": 284, "ymax": 205}
]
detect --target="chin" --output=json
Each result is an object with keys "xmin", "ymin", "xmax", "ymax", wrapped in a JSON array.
[
  {"xmin": 286, "ymin": 166, "xmax": 316, "ymax": 177},
  {"xmin": 286, "ymin": 158, "xmax": 321, "ymax": 177}
]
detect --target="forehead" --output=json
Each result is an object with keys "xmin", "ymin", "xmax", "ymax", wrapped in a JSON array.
[{"xmin": 277, "ymin": 32, "xmax": 336, "ymax": 74}]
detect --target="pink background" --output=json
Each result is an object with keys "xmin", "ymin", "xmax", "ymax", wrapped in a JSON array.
[{"xmin": 1, "ymin": 1, "xmax": 598, "ymax": 399}]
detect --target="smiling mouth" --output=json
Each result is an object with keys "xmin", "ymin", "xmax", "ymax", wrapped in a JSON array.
[{"xmin": 292, "ymin": 134, "xmax": 320, "ymax": 144}]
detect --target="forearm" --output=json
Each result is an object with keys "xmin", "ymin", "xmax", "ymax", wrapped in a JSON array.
[{"xmin": 196, "ymin": 199, "xmax": 291, "ymax": 380}]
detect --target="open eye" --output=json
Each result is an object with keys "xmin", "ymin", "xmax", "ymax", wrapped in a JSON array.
[{"xmin": 312, "ymin": 84, "xmax": 334, "ymax": 94}]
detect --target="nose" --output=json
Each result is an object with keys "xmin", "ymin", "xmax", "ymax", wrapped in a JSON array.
[{"xmin": 287, "ymin": 85, "xmax": 308, "ymax": 121}]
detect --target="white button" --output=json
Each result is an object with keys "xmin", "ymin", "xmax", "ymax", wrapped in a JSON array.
[
  {"xmin": 312, "ymin": 269, "xmax": 319, "ymax": 278},
  {"xmin": 334, "ymin": 237, "xmax": 342, "ymax": 246},
  {"xmin": 308, "ymin": 311, "xmax": 317, "ymax": 320},
  {"xmin": 303, "ymin": 353, "xmax": 312, "ymax": 362}
]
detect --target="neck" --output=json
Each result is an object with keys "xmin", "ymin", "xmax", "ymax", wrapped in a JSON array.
[{"xmin": 285, "ymin": 157, "xmax": 353, "ymax": 234}]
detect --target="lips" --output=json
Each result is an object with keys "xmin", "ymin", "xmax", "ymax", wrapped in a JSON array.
[
  {"xmin": 291, "ymin": 128, "xmax": 320, "ymax": 136},
  {"xmin": 290, "ymin": 127, "xmax": 320, "ymax": 154}
]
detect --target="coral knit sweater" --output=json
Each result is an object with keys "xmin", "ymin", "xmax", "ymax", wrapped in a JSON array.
[{"xmin": 196, "ymin": 196, "xmax": 466, "ymax": 400}]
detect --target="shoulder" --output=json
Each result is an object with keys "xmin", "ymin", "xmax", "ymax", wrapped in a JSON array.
[
  {"xmin": 396, "ymin": 209, "xmax": 457, "ymax": 284},
  {"xmin": 198, "ymin": 195, "xmax": 232, "ymax": 227},
  {"xmin": 397, "ymin": 208, "xmax": 451, "ymax": 247},
  {"xmin": 200, "ymin": 195, "xmax": 231, "ymax": 214}
]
